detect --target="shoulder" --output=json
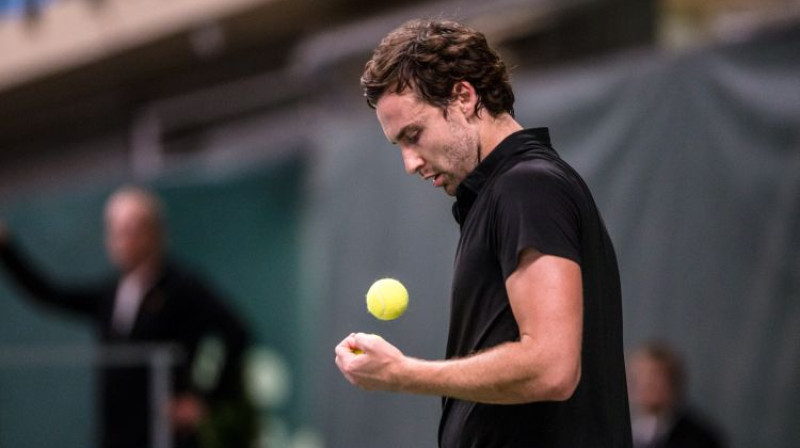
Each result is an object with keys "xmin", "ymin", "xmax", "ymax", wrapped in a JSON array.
[
  {"xmin": 494, "ymin": 157, "xmax": 577, "ymax": 196},
  {"xmin": 670, "ymin": 411, "xmax": 725, "ymax": 448},
  {"xmin": 490, "ymin": 157, "xmax": 583, "ymax": 215},
  {"xmin": 161, "ymin": 263, "xmax": 216, "ymax": 295}
]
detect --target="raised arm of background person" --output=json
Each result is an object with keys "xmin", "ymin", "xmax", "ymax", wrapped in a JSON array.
[
  {"xmin": 335, "ymin": 248, "xmax": 583, "ymax": 404},
  {"xmin": 0, "ymin": 224, "xmax": 102, "ymax": 317}
]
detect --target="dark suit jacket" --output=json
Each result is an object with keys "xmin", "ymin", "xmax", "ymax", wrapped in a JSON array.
[
  {"xmin": 635, "ymin": 410, "xmax": 725, "ymax": 448},
  {"xmin": 663, "ymin": 412, "xmax": 725, "ymax": 448},
  {"xmin": 0, "ymin": 241, "xmax": 249, "ymax": 448}
]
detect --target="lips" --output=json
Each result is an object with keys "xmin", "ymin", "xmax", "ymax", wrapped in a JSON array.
[{"xmin": 423, "ymin": 173, "xmax": 444, "ymax": 188}]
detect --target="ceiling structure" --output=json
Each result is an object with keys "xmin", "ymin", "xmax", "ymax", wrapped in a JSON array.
[
  {"xmin": 0, "ymin": 0, "xmax": 662, "ymax": 152},
  {"xmin": 1, "ymin": 0, "xmax": 795, "ymax": 153}
]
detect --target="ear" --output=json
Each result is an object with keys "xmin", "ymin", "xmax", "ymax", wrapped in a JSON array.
[{"xmin": 451, "ymin": 81, "xmax": 479, "ymax": 117}]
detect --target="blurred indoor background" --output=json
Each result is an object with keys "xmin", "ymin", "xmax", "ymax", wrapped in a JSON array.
[{"xmin": 0, "ymin": 0, "xmax": 798, "ymax": 447}]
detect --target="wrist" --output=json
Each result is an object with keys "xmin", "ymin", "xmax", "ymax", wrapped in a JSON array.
[
  {"xmin": 393, "ymin": 356, "xmax": 417, "ymax": 393},
  {"xmin": 394, "ymin": 356, "xmax": 443, "ymax": 396}
]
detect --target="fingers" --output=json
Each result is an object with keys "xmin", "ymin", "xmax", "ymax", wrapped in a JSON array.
[
  {"xmin": 335, "ymin": 333, "xmax": 355, "ymax": 352},
  {"xmin": 334, "ymin": 355, "xmax": 356, "ymax": 385},
  {"xmin": 353, "ymin": 332, "xmax": 384, "ymax": 352},
  {"xmin": 334, "ymin": 334, "xmax": 359, "ymax": 366},
  {"xmin": 334, "ymin": 334, "xmax": 361, "ymax": 386},
  {"xmin": 334, "ymin": 332, "xmax": 405, "ymax": 392},
  {"xmin": 334, "ymin": 333, "xmax": 376, "ymax": 378},
  {"xmin": 353, "ymin": 332, "xmax": 372, "ymax": 348},
  {"xmin": 335, "ymin": 332, "xmax": 376, "ymax": 357},
  {"xmin": 169, "ymin": 394, "xmax": 207, "ymax": 429}
]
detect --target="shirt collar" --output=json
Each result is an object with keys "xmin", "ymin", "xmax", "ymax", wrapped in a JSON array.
[{"xmin": 452, "ymin": 127, "xmax": 553, "ymax": 225}]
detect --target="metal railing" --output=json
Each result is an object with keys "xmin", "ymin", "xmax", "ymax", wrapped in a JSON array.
[{"xmin": 0, "ymin": 343, "xmax": 183, "ymax": 448}]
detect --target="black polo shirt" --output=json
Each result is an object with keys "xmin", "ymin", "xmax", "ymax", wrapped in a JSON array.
[{"xmin": 439, "ymin": 128, "xmax": 632, "ymax": 447}]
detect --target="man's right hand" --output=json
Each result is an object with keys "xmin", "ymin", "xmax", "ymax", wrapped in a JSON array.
[{"xmin": 334, "ymin": 332, "xmax": 409, "ymax": 392}]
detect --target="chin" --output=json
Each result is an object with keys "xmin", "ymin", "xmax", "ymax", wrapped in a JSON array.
[{"xmin": 112, "ymin": 259, "xmax": 136, "ymax": 273}]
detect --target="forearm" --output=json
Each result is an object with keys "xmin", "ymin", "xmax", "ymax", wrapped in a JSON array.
[
  {"xmin": 337, "ymin": 255, "xmax": 583, "ymax": 403},
  {"xmin": 0, "ymin": 240, "xmax": 99, "ymax": 314},
  {"xmin": 0, "ymin": 241, "xmax": 57, "ymax": 300},
  {"xmin": 398, "ymin": 335, "xmax": 580, "ymax": 404}
]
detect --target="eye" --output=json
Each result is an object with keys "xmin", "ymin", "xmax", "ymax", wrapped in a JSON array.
[{"xmin": 405, "ymin": 130, "xmax": 421, "ymax": 145}]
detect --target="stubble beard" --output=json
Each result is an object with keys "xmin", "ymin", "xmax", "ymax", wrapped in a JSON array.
[{"xmin": 442, "ymin": 121, "xmax": 480, "ymax": 195}]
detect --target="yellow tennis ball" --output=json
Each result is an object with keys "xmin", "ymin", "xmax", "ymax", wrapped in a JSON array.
[{"xmin": 366, "ymin": 278, "xmax": 408, "ymax": 320}]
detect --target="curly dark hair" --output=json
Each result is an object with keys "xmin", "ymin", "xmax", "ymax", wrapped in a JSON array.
[{"xmin": 361, "ymin": 18, "xmax": 515, "ymax": 117}]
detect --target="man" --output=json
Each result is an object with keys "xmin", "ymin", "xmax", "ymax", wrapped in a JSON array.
[
  {"xmin": 334, "ymin": 19, "xmax": 632, "ymax": 447},
  {"xmin": 628, "ymin": 342, "xmax": 725, "ymax": 448},
  {"xmin": 0, "ymin": 187, "xmax": 251, "ymax": 448}
]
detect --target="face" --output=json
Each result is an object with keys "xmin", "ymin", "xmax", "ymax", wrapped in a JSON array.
[
  {"xmin": 104, "ymin": 194, "xmax": 161, "ymax": 273},
  {"xmin": 628, "ymin": 355, "xmax": 676, "ymax": 415},
  {"xmin": 375, "ymin": 89, "xmax": 479, "ymax": 196}
]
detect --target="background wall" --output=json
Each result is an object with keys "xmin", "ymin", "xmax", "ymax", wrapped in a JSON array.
[{"xmin": 0, "ymin": 1, "xmax": 799, "ymax": 448}]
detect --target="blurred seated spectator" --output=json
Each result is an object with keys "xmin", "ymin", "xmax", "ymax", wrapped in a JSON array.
[{"xmin": 628, "ymin": 341, "xmax": 725, "ymax": 448}]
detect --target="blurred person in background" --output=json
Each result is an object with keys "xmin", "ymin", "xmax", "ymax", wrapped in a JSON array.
[
  {"xmin": 0, "ymin": 186, "xmax": 255, "ymax": 448},
  {"xmin": 628, "ymin": 341, "xmax": 725, "ymax": 448},
  {"xmin": 335, "ymin": 18, "xmax": 631, "ymax": 447}
]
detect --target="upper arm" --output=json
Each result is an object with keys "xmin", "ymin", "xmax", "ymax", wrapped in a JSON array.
[
  {"xmin": 505, "ymin": 248, "xmax": 583, "ymax": 397},
  {"xmin": 494, "ymin": 164, "xmax": 582, "ymax": 279}
]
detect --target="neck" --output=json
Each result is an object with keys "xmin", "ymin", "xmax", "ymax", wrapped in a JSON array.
[
  {"xmin": 477, "ymin": 113, "xmax": 523, "ymax": 162},
  {"xmin": 641, "ymin": 402, "xmax": 677, "ymax": 420},
  {"xmin": 126, "ymin": 253, "xmax": 162, "ymax": 286}
]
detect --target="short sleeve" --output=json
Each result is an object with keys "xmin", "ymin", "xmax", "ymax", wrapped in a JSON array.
[{"xmin": 493, "ymin": 161, "xmax": 582, "ymax": 279}]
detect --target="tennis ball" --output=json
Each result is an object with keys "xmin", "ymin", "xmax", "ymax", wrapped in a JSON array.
[{"xmin": 366, "ymin": 278, "xmax": 408, "ymax": 320}]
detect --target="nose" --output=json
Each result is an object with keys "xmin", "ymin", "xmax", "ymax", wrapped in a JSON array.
[{"xmin": 401, "ymin": 147, "xmax": 424, "ymax": 175}]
